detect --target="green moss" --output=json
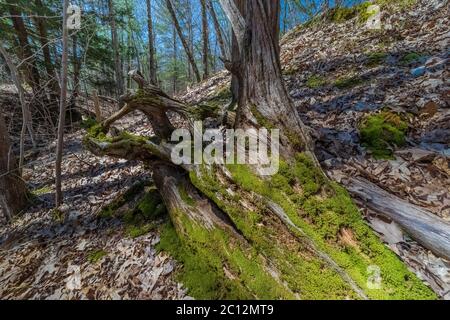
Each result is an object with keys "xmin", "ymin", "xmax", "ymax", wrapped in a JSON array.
[
  {"xmin": 334, "ymin": 75, "xmax": 364, "ymax": 89},
  {"xmin": 400, "ymin": 52, "xmax": 423, "ymax": 65},
  {"xmin": 123, "ymin": 188, "xmax": 166, "ymax": 238},
  {"xmin": 250, "ymin": 105, "xmax": 275, "ymax": 130},
  {"xmin": 360, "ymin": 111, "xmax": 408, "ymax": 159},
  {"xmin": 328, "ymin": 7, "xmax": 358, "ymax": 23},
  {"xmin": 204, "ymin": 157, "xmax": 436, "ymax": 300},
  {"xmin": 157, "ymin": 214, "xmax": 294, "ymax": 300},
  {"xmin": 190, "ymin": 86, "xmax": 232, "ymax": 120},
  {"xmin": 97, "ymin": 182, "xmax": 165, "ymax": 238},
  {"xmin": 306, "ymin": 75, "xmax": 327, "ymax": 89},
  {"xmin": 50, "ymin": 208, "xmax": 65, "ymax": 223},
  {"xmin": 32, "ymin": 185, "xmax": 52, "ymax": 196},
  {"xmin": 126, "ymin": 224, "xmax": 155, "ymax": 238},
  {"xmin": 178, "ymin": 185, "xmax": 196, "ymax": 206},
  {"xmin": 357, "ymin": 2, "xmax": 377, "ymax": 23},
  {"xmin": 98, "ymin": 181, "xmax": 149, "ymax": 218},
  {"xmin": 366, "ymin": 52, "xmax": 388, "ymax": 67},
  {"xmin": 376, "ymin": 0, "xmax": 417, "ymax": 10},
  {"xmin": 87, "ymin": 249, "xmax": 107, "ymax": 264}
]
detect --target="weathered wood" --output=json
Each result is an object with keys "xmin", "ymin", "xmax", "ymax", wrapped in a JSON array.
[{"xmin": 342, "ymin": 176, "xmax": 450, "ymax": 261}]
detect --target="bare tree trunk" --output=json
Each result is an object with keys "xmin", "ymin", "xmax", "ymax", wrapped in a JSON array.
[
  {"xmin": 33, "ymin": 0, "xmax": 60, "ymax": 96},
  {"xmin": 146, "ymin": 0, "xmax": 157, "ymax": 85},
  {"xmin": 7, "ymin": 0, "xmax": 41, "ymax": 95},
  {"xmin": 0, "ymin": 111, "xmax": 27, "ymax": 222},
  {"xmin": 208, "ymin": 0, "xmax": 228, "ymax": 59},
  {"xmin": 165, "ymin": 0, "xmax": 201, "ymax": 83},
  {"xmin": 108, "ymin": 0, "xmax": 124, "ymax": 96},
  {"xmin": 55, "ymin": 0, "xmax": 69, "ymax": 207},
  {"xmin": 200, "ymin": 0, "xmax": 210, "ymax": 79},
  {"xmin": 172, "ymin": 25, "xmax": 178, "ymax": 95},
  {"xmin": 0, "ymin": 45, "xmax": 36, "ymax": 167}
]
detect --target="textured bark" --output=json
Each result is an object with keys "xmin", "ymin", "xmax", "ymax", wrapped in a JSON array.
[
  {"xmin": 208, "ymin": 0, "xmax": 228, "ymax": 60},
  {"xmin": 0, "ymin": 112, "xmax": 27, "ymax": 222},
  {"xmin": 165, "ymin": 0, "xmax": 201, "ymax": 83},
  {"xmin": 0, "ymin": 44, "xmax": 36, "ymax": 166},
  {"xmin": 342, "ymin": 176, "xmax": 450, "ymax": 261},
  {"xmin": 108, "ymin": 0, "xmax": 124, "ymax": 96},
  {"xmin": 200, "ymin": 0, "xmax": 210, "ymax": 79},
  {"xmin": 228, "ymin": 0, "xmax": 316, "ymax": 163},
  {"xmin": 7, "ymin": 0, "xmax": 41, "ymax": 94},
  {"xmin": 146, "ymin": 0, "xmax": 158, "ymax": 85},
  {"xmin": 55, "ymin": 0, "xmax": 70, "ymax": 207}
]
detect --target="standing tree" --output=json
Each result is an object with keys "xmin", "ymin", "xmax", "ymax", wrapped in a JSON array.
[
  {"xmin": 200, "ymin": 0, "xmax": 210, "ymax": 79},
  {"xmin": 0, "ymin": 111, "xmax": 28, "ymax": 222},
  {"xmin": 7, "ymin": 0, "xmax": 41, "ymax": 95},
  {"xmin": 55, "ymin": 0, "xmax": 70, "ymax": 207},
  {"xmin": 165, "ymin": 0, "xmax": 201, "ymax": 83},
  {"xmin": 108, "ymin": 0, "xmax": 124, "ymax": 96},
  {"xmin": 146, "ymin": 0, "xmax": 157, "ymax": 85},
  {"xmin": 83, "ymin": 0, "xmax": 444, "ymax": 299},
  {"xmin": 208, "ymin": 0, "xmax": 228, "ymax": 60}
]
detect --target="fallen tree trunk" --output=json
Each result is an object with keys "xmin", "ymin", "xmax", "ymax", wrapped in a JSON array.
[{"xmin": 340, "ymin": 176, "xmax": 450, "ymax": 261}]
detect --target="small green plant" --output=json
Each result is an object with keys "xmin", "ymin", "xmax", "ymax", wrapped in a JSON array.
[
  {"xmin": 125, "ymin": 224, "xmax": 155, "ymax": 239},
  {"xmin": 359, "ymin": 111, "xmax": 408, "ymax": 159},
  {"xmin": 334, "ymin": 75, "xmax": 364, "ymax": 89},
  {"xmin": 32, "ymin": 185, "xmax": 52, "ymax": 196},
  {"xmin": 306, "ymin": 75, "xmax": 327, "ymax": 89},
  {"xmin": 366, "ymin": 52, "xmax": 388, "ymax": 67},
  {"xmin": 400, "ymin": 52, "xmax": 423, "ymax": 65},
  {"xmin": 51, "ymin": 208, "xmax": 65, "ymax": 223},
  {"xmin": 88, "ymin": 249, "xmax": 107, "ymax": 264},
  {"xmin": 328, "ymin": 7, "xmax": 358, "ymax": 23},
  {"xmin": 122, "ymin": 188, "xmax": 166, "ymax": 238}
]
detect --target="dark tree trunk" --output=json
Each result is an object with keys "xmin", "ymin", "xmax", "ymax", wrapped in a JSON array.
[
  {"xmin": 200, "ymin": 0, "xmax": 210, "ymax": 79},
  {"xmin": 108, "ymin": 0, "xmax": 124, "ymax": 96},
  {"xmin": 0, "ymin": 112, "xmax": 27, "ymax": 222},
  {"xmin": 165, "ymin": 0, "xmax": 202, "ymax": 83},
  {"xmin": 7, "ymin": 0, "xmax": 41, "ymax": 94},
  {"xmin": 230, "ymin": 0, "xmax": 315, "ymax": 160},
  {"xmin": 207, "ymin": 0, "xmax": 228, "ymax": 60},
  {"xmin": 146, "ymin": 0, "xmax": 157, "ymax": 85}
]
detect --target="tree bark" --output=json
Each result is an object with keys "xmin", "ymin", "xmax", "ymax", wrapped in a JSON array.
[
  {"xmin": 55, "ymin": 0, "xmax": 70, "ymax": 207},
  {"xmin": 208, "ymin": 0, "xmax": 228, "ymax": 60},
  {"xmin": 200, "ymin": 0, "xmax": 210, "ymax": 79},
  {"xmin": 7, "ymin": 0, "xmax": 41, "ymax": 94},
  {"xmin": 0, "ymin": 112, "xmax": 27, "ymax": 222},
  {"xmin": 165, "ymin": 0, "xmax": 202, "ymax": 83},
  {"xmin": 108, "ymin": 0, "xmax": 124, "ymax": 96},
  {"xmin": 146, "ymin": 0, "xmax": 158, "ymax": 85},
  {"xmin": 0, "ymin": 45, "xmax": 36, "ymax": 166}
]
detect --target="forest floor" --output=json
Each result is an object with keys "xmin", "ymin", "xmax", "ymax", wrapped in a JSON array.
[{"xmin": 0, "ymin": 0, "xmax": 449, "ymax": 299}]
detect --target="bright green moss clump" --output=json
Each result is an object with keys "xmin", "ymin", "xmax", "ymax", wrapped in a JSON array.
[
  {"xmin": 366, "ymin": 52, "xmax": 388, "ymax": 67},
  {"xmin": 87, "ymin": 249, "xmax": 107, "ymax": 264},
  {"xmin": 223, "ymin": 156, "xmax": 435, "ymax": 300},
  {"xmin": 334, "ymin": 75, "xmax": 364, "ymax": 89},
  {"xmin": 306, "ymin": 75, "xmax": 327, "ymax": 89},
  {"xmin": 157, "ymin": 214, "xmax": 295, "ymax": 300},
  {"xmin": 400, "ymin": 52, "xmax": 423, "ymax": 65},
  {"xmin": 360, "ymin": 111, "xmax": 408, "ymax": 159}
]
